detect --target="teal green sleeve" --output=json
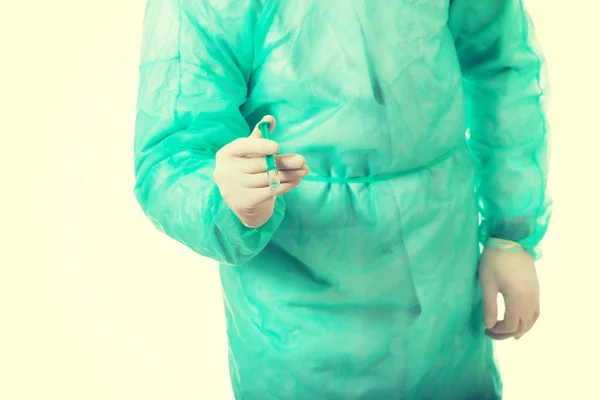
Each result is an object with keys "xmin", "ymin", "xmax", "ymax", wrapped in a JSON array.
[
  {"xmin": 133, "ymin": 0, "xmax": 285, "ymax": 266},
  {"xmin": 449, "ymin": 0, "xmax": 552, "ymax": 260}
]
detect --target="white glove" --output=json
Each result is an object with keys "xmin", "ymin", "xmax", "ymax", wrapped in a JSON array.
[
  {"xmin": 213, "ymin": 115, "xmax": 309, "ymax": 228},
  {"xmin": 479, "ymin": 238, "xmax": 541, "ymax": 340}
]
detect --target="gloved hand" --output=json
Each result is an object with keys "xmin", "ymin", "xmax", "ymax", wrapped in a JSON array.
[
  {"xmin": 479, "ymin": 238, "xmax": 540, "ymax": 340},
  {"xmin": 213, "ymin": 115, "xmax": 309, "ymax": 228}
]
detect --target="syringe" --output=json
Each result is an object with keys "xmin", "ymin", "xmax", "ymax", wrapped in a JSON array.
[{"xmin": 257, "ymin": 121, "xmax": 280, "ymax": 198}]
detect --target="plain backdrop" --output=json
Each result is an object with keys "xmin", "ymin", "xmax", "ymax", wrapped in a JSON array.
[{"xmin": 1, "ymin": 0, "xmax": 598, "ymax": 399}]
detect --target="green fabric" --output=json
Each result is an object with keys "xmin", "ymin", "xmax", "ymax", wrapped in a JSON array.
[{"xmin": 133, "ymin": 0, "xmax": 551, "ymax": 398}]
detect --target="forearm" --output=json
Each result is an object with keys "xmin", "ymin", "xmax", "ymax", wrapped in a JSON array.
[
  {"xmin": 450, "ymin": 0, "xmax": 552, "ymax": 260},
  {"xmin": 134, "ymin": 150, "xmax": 285, "ymax": 265},
  {"xmin": 133, "ymin": 0, "xmax": 284, "ymax": 265}
]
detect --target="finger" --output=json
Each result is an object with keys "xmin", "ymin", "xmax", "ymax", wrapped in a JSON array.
[
  {"xmin": 253, "ymin": 180, "xmax": 303, "ymax": 204},
  {"xmin": 276, "ymin": 180, "xmax": 302, "ymax": 196},
  {"xmin": 513, "ymin": 319, "xmax": 530, "ymax": 340},
  {"xmin": 485, "ymin": 330, "xmax": 516, "ymax": 341},
  {"xmin": 273, "ymin": 154, "xmax": 306, "ymax": 170},
  {"xmin": 249, "ymin": 115, "xmax": 277, "ymax": 139},
  {"xmin": 482, "ymin": 284, "xmax": 499, "ymax": 329},
  {"xmin": 226, "ymin": 137, "xmax": 280, "ymax": 158},
  {"xmin": 238, "ymin": 154, "xmax": 306, "ymax": 174},
  {"xmin": 490, "ymin": 316, "xmax": 519, "ymax": 334},
  {"xmin": 516, "ymin": 310, "xmax": 539, "ymax": 340},
  {"xmin": 518, "ymin": 310, "xmax": 540, "ymax": 340},
  {"xmin": 491, "ymin": 296, "xmax": 520, "ymax": 333},
  {"xmin": 242, "ymin": 166, "xmax": 310, "ymax": 188}
]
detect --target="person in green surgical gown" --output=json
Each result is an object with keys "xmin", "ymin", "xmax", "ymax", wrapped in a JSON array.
[{"xmin": 133, "ymin": 0, "xmax": 552, "ymax": 398}]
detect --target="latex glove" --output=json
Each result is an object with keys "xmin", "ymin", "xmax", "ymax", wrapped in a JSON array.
[
  {"xmin": 479, "ymin": 238, "xmax": 540, "ymax": 340},
  {"xmin": 213, "ymin": 115, "xmax": 309, "ymax": 228}
]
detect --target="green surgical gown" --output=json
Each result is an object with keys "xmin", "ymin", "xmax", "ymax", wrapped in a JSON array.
[{"xmin": 133, "ymin": 0, "xmax": 551, "ymax": 398}]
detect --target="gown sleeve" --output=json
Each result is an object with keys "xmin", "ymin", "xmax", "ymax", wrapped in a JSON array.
[
  {"xmin": 133, "ymin": 0, "xmax": 285, "ymax": 266},
  {"xmin": 449, "ymin": 0, "xmax": 552, "ymax": 260}
]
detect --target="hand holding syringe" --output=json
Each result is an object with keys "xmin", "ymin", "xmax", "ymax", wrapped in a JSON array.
[
  {"xmin": 213, "ymin": 116, "xmax": 310, "ymax": 228},
  {"xmin": 257, "ymin": 120, "xmax": 282, "ymax": 198}
]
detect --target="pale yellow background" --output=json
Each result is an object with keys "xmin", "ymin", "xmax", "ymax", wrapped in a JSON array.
[{"xmin": 0, "ymin": 0, "xmax": 598, "ymax": 399}]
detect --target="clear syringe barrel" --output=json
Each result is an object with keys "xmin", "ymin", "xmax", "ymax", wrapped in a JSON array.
[{"xmin": 257, "ymin": 121, "xmax": 280, "ymax": 198}]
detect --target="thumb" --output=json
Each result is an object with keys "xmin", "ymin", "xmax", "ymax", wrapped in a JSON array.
[
  {"xmin": 250, "ymin": 115, "xmax": 276, "ymax": 139},
  {"xmin": 482, "ymin": 284, "xmax": 499, "ymax": 329}
]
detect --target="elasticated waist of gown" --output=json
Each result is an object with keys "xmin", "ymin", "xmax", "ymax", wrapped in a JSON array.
[{"xmin": 302, "ymin": 145, "xmax": 459, "ymax": 184}]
